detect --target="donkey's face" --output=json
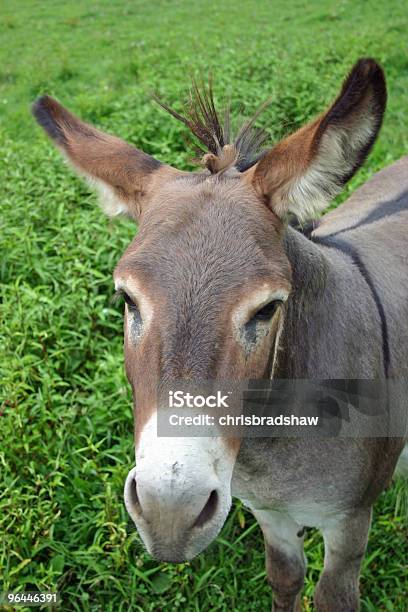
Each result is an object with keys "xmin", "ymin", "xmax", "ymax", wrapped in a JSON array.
[
  {"xmin": 114, "ymin": 174, "xmax": 291, "ymax": 560},
  {"xmin": 33, "ymin": 58, "xmax": 386, "ymax": 561}
]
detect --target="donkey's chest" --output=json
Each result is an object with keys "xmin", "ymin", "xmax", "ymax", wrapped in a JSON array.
[
  {"xmin": 231, "ymin": 469, "xmax": 344, "ymax": 529},
  {"xmin": 231, "ymin": 438, "xmax": 373, "ymax": 526}
]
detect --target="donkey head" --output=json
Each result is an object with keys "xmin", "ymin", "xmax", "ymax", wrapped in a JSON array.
[{"xmin": 33, "ymin": 58, "xmax": 386, "ymax": 562}]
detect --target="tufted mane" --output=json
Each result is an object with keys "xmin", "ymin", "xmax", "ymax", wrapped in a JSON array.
[{"xmin": 154, "ymin": 78, "xmax": 271, "ymax": 173}]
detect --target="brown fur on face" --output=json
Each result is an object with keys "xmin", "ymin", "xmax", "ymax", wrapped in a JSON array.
[{"xmin": 114, "ymin": 170, "xmax": 292, "ymax": 447}]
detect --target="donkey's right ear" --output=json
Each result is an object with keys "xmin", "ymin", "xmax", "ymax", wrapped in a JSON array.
[{"xmin": 32, "ymin": 95, "xmax": 180, "ymax": 220}]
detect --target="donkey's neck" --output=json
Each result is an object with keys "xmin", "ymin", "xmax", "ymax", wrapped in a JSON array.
[{"xmin": 275, "ymin": 225, "xmax": 384, "ymax": 378}]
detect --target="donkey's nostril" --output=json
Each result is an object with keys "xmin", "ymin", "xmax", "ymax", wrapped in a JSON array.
[
  {"xmin": 128, "ymin": 477, "xmax": 143, "ymax": 516},
  {"xmin": 193, "ymin": 490, "xmax": 219, "ymax": 528}
]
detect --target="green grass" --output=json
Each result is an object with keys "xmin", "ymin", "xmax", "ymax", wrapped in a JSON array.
[{"xmin": 1, "ymin": 0, "xmax": 407, "ymax": 609}]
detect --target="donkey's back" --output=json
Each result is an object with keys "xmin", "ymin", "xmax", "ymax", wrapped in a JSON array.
[{"xmin": 316, "ymin": 155, "xmax": 408, "ymax": 236}]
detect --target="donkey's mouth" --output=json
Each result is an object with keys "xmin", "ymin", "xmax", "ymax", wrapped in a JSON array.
[{"xmin": 148, "ymin": 545, "xmax": 194, "ymax": 564}]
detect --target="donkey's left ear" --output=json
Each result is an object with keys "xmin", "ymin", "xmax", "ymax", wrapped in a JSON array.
[
  {"xmin": 246, "ymin": 58, "xmax": 386, "ymax": 221},
  {"xmin": 32, "ymin": 95, "xmax": 181, "ymax": 220}
]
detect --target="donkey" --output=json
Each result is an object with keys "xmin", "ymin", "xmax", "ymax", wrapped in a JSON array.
[{"xmin": 33, "ymin": 58, "xmax": 407, "ymax": 610}]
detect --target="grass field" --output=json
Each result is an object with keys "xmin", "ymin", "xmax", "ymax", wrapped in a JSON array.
[{"xmin": 1, "ymin": 0, "xmax": 407, "ymax": 610}]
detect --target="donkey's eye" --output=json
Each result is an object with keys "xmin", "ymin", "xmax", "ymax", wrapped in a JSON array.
[
  {"xmin": 124, "ymin": 292, "xmax": 139, "ymax": 312},
  {"xmin": 122, "ymin": 292, "xmax": 143, "ymax": 340},
  {"xmin": 251, "ymin": 300, "xmax": 282, "ymax": 323}
]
